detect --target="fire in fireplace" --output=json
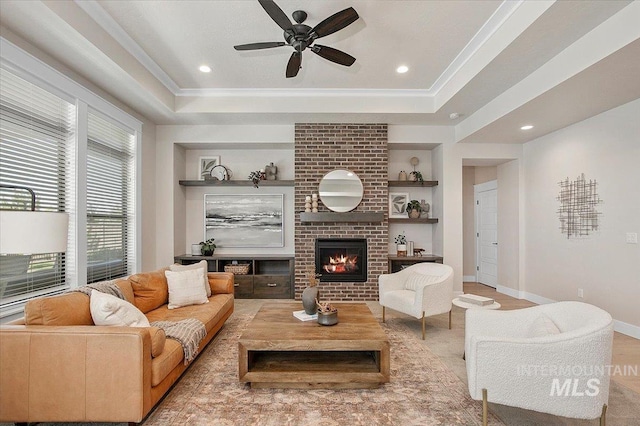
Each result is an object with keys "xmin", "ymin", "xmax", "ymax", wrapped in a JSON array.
[{"xmin": 315, "ymin": 238, "xmax": 367, "ymax": 282}]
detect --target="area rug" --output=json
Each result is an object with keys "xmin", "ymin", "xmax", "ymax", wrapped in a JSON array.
[{"xmin": 144, "ymin": 314, "xmax": 504, "ymax": 425}]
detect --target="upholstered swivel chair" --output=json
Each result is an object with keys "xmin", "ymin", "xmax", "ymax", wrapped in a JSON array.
[
  {"xmin": 379, "ymin": 262, "xmax": 454, "ymax": 339},
  {"xmin": 465, "ymin": 301, "xmax": 613, "ymax": 426}
]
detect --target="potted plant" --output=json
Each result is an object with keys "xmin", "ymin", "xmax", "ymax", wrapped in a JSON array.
[
  {"xmin": 316, "ymin": 300, "xmax": 338, "ymax": 326},
  {"xmin": 410, "ymin": 170, "xmax": 424, "ymax": 183},
  {"xmin": 199, "ymin": 238, "xmax": 216, "ymax": 256},
  {"xmin": 407, "ymin": 199, "xmax": 422, "ymax": 219},
  {"xmin": 395, "ymin": 232, "xmax": 407, "ymax": 257}
]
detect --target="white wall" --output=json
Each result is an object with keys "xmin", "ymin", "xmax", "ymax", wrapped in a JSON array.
[
  {"xmin": 497, "ymin": 160, "xmax": 520, "ymax": 291},
  {"xmin": 524, "ymin": 99, "xmax": 640, "ymax": 332}
]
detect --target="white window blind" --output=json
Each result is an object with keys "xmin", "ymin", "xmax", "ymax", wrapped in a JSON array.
[
  {"xmin": 86, "ymin": 112, "xmax": 135, "ymax": 283},
  {"xmin": 0, "ymin": 68, "xmax": 75, "ymax": 306}
]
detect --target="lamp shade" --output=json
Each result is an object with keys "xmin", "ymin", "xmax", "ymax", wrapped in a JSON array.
[{"xmin": 0, "ymin": 211, "xmax": 69, "ymax": 254}]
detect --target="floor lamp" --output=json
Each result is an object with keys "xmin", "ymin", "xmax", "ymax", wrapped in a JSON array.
[{"xmin": 0, "ymin": 184, "xmax": 68, "ymax": 255}]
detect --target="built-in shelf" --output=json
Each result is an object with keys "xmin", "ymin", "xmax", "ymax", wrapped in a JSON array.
[
  {"xmin": 387, "ymin": 255, "xmax": 444, "ymax": 273},
  {"xmin": 179, "ymin": 180, "xmax": 295, "ymax": 187},
  {"xmin": 388, "ymin": 180, "xmax": 438, "ymax": 187},
  {"xmin": 388, "ymin": 217, "xmax": 438, "ymax": 224},
  {"xmin": 299, "ymin": 212, "xmax": 385, "ymax": 223}
]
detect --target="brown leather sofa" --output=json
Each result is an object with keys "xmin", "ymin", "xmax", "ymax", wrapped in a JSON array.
[{"xmin": 0, "ymin": 268, "xmax": 234, "ymax": 424}]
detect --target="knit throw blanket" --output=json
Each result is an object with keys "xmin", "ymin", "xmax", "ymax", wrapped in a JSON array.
[
  {"xmin": 151, "ymin": 319, "xmax": 207, "ymax": 365},
  {"xmin": 72, "ymin": 280, "xmax": 125, "ymax": 300},
  {"xmin": 72, "ymin": 281, "xmax": 206, "ymax": 365}
]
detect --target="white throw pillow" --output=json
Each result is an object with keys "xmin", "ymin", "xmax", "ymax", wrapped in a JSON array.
[
  {"xmin": 527, "ymin": 313, "xmax": 561, "ymax": 337},
  {"xmin": 169, "ymin": 260, "xmax": 211, "ymax": 297},
  {"xmin": 165, "ymin": 269, "xmax": 209, "ymax": 309},
  {"xmin": 90, "ymin": 290, "xmax": 150, "ymax": 327}
]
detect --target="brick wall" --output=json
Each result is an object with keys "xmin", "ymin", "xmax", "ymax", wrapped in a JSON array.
[{"xmin": 294, "ymin": 124, "xmax": 388, "ymax": 301}]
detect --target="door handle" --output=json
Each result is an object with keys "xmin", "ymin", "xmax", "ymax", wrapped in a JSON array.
[
  {"xmin": 267, "ymin": 283, "xmax": 277, "ymax": 287},
  {"xmin": 492, "ymin": 242, "xmax": 498, "ymax": 245}
]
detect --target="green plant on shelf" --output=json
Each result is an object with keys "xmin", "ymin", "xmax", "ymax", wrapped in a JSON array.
[{"xmin": 410, "ymin": 170, "xmax": 424, "ymax": 182}]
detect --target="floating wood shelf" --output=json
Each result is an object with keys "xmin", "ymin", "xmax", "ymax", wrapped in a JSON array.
[
  {"xmin": 179, "ymin": 180, "xmax": 294, "ymax": 187},
  {"xmin": 388, "ymin": 218, "xmax": 438, "ymax": 224},
  {"xmin": 388, "ymin": 180, "xmax": 438, "ymax": 187},
  {"xmin": 299, "ymin": 212, "xmax": 385, "ymax": 223}
]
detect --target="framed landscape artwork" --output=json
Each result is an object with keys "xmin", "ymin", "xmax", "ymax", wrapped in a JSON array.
[
  {"xmin": 199, "ymin": 156, "xmax": 220, "ymax": 180},
  {"xmin": 204, "ymin": 194, "xmax": 284, "ymax": 247},
  {"xmin": 389, "ymin": 193, "xmax": 409, "ymax": 218}
]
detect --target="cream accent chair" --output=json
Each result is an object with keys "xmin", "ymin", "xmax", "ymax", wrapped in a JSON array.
[
  {"xmin": 379, "ymin": 262, "xmax": 454, "ymax": 339},
  {"xmin": 465, "ymin": 301, "xmax": 613, "ymax": 426}
]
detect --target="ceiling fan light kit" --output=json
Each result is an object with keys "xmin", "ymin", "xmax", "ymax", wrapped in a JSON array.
[{"xmin": 234, "ymin": 0, "xmax": 359, "ymax": 78}]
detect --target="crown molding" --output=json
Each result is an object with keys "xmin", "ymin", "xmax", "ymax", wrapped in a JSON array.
[
  {"xmin": 175, "ymin": 88, "xmax": 433, "ymax": 98},
  {"xmin": 74, "ymin": 0, "xmax": 181, "ymax": 94}
]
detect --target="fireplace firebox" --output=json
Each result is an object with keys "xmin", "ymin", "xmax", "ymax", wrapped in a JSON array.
[{"xmin": 315, "ymin": 238, "xmax": 367, "ymax": 282}]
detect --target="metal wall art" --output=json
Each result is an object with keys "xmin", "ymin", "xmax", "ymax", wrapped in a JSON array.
[{"xmin": 557, "ymin": 173, "xmax": 602, "ymax": 238}]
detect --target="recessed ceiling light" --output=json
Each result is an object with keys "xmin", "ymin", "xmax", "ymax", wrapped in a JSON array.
[
  {"xmin": 199, "ymin": 65, "xmax": 211, "ymax": 73},
  {"xmin": 396, "ymin": 65, "xmax": 409, "ymax": 74},
  {"xmin": 520, "ymin": 125, "xmax": 534, "ymax": 130}
]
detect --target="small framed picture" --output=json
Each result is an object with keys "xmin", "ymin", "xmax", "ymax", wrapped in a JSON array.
[
  {"xmin": 199, "ymin": 156, "xmax": 221, "ymax": 180},
  {"xmin": 389, "ymin": 193, "xmax": 409, "ymax": 218}
]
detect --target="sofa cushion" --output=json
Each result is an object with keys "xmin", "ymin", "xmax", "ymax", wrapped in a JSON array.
[
  {"xmin": 165, "ymin": 269, "xmax": 209, "ymax": 309},
  {"xmin": 146, "ymin": 293, "xmax": 234, "ymax": 334},
  {"xmin": 169, "ymin": 260, "xmax": 211, "ymax": 297},
  {"xmin": 24, "ymin": 292, "xmax": 93, "ymax": 325},
  {"xmin": 150, "ymin": 339, "xmax": 183, "ymax": 387},
  {"xmin": 129, "ymin": 269, "xmax": 169, "ymax": 314},
  {"xmin": 114, "ymin": 278, "xmax": 136, "ymax": 304},
  {"xmin": 90, "ymin": 290, "xmax": 150, "ymax": 327}
]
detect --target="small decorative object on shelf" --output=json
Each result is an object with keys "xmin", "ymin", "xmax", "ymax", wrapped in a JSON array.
[
  {"xmin": 316, "ymin": 300, "xmax": 338, "ymax": 326},
  {"xmin": 311, "ymin": 193, "xmax": 319, "ymax": 212},
  {"xmin": 191, "ymin": 243, "xmax": 201, "ymax": 256},
  {"xmin": 398, "ymin": 170, "xmax": 407, "ymax": 181},
  {"xmin": 304, "ymin": 195, "xmax": 312, "ymax": 213},
  {"xmin": 420, "ymin": 199, "xmax": 430, "ymax": 218},
  {"xmin": 265, "ymin": 162, "xmax": 277, "ymax": 180},
  {"xmin": 407, "ymin": 199, "xmax": 422, "ymax": 219},
  {"xmin": 199, "ymin": 238, "xmax": 216, "ymax": 256},
  {"xmin": 248, "ymin": 170, "xmax": 262, "ymax": 188},
  {"xmin": 199, "ymin": 156, "xmax": 221, "ymax": 180},
  {"xmin": 302, "ymin": 265, "xmax": 321, "ymax": 315},
  {"xmin": 395, "ymin": 232, "xmax": 407, "ymax": 257},
  {"xmin": 410, "ymin": 170, "xmax": 424, "ymax": 183},
  {"xmin": 413, "ymin": 248, "xmax": 425, "ymax": 257}
]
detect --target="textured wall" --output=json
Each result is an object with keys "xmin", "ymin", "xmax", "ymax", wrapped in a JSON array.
[{"xmin": 294, "ymin": 124, "xmax": 388, "ymax": 301}]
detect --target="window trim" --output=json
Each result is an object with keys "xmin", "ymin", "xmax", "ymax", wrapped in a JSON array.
[{"xmin": 1, "ymin": 37, "xmax": 142, "ymax": 318}]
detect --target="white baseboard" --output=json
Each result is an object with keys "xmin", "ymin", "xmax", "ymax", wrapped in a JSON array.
[
  {"xmin": 463, "ymin": 275, "xmax": 476, "ymax": 282},
  {"xmin": 496, "ymin": 286, "xmax": 640, "ymax": 340},
  {"xmin": 613, "ymin": 320, "xmax": 640, "ymax": 340}
]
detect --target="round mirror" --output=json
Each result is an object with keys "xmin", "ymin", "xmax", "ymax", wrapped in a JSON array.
[{"xmin": 318, "ymin": 169, "xmax": 364, "ymax": 212}]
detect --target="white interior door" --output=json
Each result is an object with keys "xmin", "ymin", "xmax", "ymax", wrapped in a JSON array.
[{"xmin": 475, "ymin": 182, "xmax": 498, "ymax": 287}]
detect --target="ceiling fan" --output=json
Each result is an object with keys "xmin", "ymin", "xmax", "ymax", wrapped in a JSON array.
[{"xmin": 234, "ymin": 0, "xmax": 359, "ymax": 78}]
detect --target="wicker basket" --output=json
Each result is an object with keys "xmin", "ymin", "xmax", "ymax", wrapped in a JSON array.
[{"xmin": 224, "ymin": 263, "xmax": 250, "ymax": 275}]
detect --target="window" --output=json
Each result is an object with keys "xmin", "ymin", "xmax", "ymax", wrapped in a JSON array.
[
  {"xmin": 0, "ymin": 39, "xmax": 141, "ymax": 318},
  {"xmin": 86, "ymin": 113, "xmax": 135, "ymax": 283},
  {"xmin": 0, "ymin": 68, "xmax": 75, "ymax": 305}
]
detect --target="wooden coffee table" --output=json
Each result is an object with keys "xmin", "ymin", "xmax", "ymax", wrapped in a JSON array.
[{"xmin": 238, "ymin": 302, "xmax": 390, "ymax": 389}]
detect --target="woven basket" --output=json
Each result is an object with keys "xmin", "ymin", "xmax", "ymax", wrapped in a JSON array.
[{"xmin": 224, "ymin": 264, "xmax": 250, "ymax": 275}]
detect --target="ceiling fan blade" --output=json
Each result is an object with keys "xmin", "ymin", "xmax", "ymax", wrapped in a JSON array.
[
  {"xmin": 311, "ymin": 45, "xmax": 356, "ymax": 66},
  {"xmin": 311, "ymin": 7, "xmax": 359, "ymax": 39},
  {"xmin": 286, "ymin": 52, "xmax": 301, "ymax": 78},
  {"xmin": 258, "ymin": 0, "xmax": 293, "ymax": 31},
  {"xmin": 234, "ymin": 42, "xmax": 286, "ymax": 51}
]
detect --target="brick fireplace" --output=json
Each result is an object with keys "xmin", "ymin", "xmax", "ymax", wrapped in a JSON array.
[{"xmin": 294, "ymin": 124, "xmax": 388, "ymax": 301}]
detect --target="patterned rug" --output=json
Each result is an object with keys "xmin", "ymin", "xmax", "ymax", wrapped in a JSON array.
[{"xmin": 144, "ymin": 313, "xmax": 504, "ymax": 425}]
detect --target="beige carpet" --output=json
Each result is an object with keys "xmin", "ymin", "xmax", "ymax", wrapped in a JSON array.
[{"xmin": 144, "ymin": 313, "xmax": 503, "ymax": 425}]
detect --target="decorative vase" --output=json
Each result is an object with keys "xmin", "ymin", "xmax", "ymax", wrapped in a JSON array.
[
  {"xmin": 397, "ymin": 244, "xmax": 407, "ymax": 257},
  {"xmin": 302, "ymin": 286, "xmax": 319, "ymax": 315},
  {"xmin": 201, "ymin": 248, "xmax": 214, "ymax": 256},
  {"xmin": 398, "ymin": 171, "xmax": 407, "ymax": 181},
  {"xmin": 408, "ymin": 172, "xmax": 417, "ymax": 181},
  {"xmin": 408, "ymin": 209, "xmax": 421, "ymax": 219},
  {"xmin": 317, "ymin": 310, "xmax": 338, "ymax": 326},
  {"xmin": 191, "ymin": 244, "xmax": 201, "ymax": 256},
  {"xmin": 265, "ymin": 162, "xmax": 277, "ymax": 180}
]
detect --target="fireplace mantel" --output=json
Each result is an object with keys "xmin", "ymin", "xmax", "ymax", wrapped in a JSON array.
[{"xmin": 299, "ymin": 212, "xmax": 385, "ymax": 223}]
